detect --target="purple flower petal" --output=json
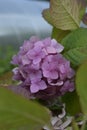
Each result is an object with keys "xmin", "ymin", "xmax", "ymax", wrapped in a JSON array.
[
  {"xmin": 11, "ymin": 55, "xmax": 21, "ymax": 65},
  {"xmin": 43, "ymin": 37, "xmax": 51, "ymax": 46},
  {"xmin": 38, "ymin": 80, "xmax": 47, "ymax": 90},
  {"xmin": 30, "ymin": 83, "xmax": 39, "ymax": 93},
  {"xmin": 67, "ymin": 69, "xmax": 75, "ymax": 79},
  {"xmin": 28, "ymin": 46, "xmax": 45, "ymax": 64},
  {"xmin": 43, "ymin": 70, "xmax": 58, "ymax": 79},
  {"xmin": 29, "ymin": 70, "xmax": 42, "ymax": 82},
  {"xmin": 59, "ymin": 61, "xmax": 70, "ymax": 74},
  {"xmin": 46, "ymin": 46, "xmax": 57, "ymax": 54},
  {"xmin": 30, "ymin": 62, "xmax": 40, "ymax": 70},
  {"xmin": 19, "ymin": 40, "xmax": 34, "ymax": 55},
  {"xmin": 51, "ymin": 39, "xmax": 64, "ymax": 53},
  {"xmin": 21, "ymin": 54, "xmax": 31, "ymax": 65},
  {"xmin": 42, "ymin": 57, "xmax": 59, "ymax": 79},
  {"xmin": 60, "ymin": 81, "xmax": 75, "ymax": 94},
  {"xmin": 35, "ymin": 41, "xmax": 44, "ymax": 48},
  {"xmin": 30, "ymin": 80, "xmax": 47, "ymax": 93}
]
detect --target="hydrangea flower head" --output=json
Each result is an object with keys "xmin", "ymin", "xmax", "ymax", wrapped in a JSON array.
[{"xmin": 11, "ymin": 36, "xmax": 75, "ymax": 99}]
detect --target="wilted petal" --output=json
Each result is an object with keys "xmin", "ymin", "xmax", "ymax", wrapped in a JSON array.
[
  {"xmin": 12, "ymin": 68, "xmax": 23, "ymax": 81},
  {"xmin": 48, "ymin": 79, "xmax": 63, "ymax": 86},
  {"xmin": 12, "ymin": 67, "xmax": 19, "ymax": 75}
]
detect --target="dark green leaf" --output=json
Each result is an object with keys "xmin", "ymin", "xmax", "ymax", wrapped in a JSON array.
[
  {"xmin": 52, "ymin": 27, "xmax": 70, "ymax": 42},
  {"xmin": 62, "ymin": 91, "xmax": 81, "ymax": 115},
  {"xmin": 76, "ymin": 61, "xmax": 87, "ymax": 114},
  {"xmin": 0, "ymin": 87, "xmax": 52, "ymax": 130}
]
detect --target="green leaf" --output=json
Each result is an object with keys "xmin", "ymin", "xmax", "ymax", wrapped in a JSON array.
[
  {"xmin": 82, "ymin": 123, "xmax": 87, "ymax": 130},
  {"xmin": 42, "ymin": 0, "xmax": 80, "ymax": 30},
  {"xmin": 81, "ymin": 119, "xmax": 87, "ymax": 130},
  {"xmin": 61, "ymin": 28, "xmax": 87, "ymax": 67},
  {"xmin": 61, "ymin": 28, "xmax": 87, "ymax": 52},
  {"xmin": 66, "ymin": 127, "xmax": 73, "ymax": 130},
  {"xmin": 0, "ymin": 87, "xmax": 52, "ymax": 130},
  {"xmin": 52, "ymin": 27, "xmax": 70, "ymax": 42},
  {"xmin": 42, "ymin": 9, "xmax": 52, "ymax": 26},
  {"xmin": 63, "ymin": 46, "xmax": 87, "ymax": 68},
  {"xmin": 62, "ymin": 91, "xmax": 81, "ymax": 115},
  {"xmin": 76, "ymin": 61, "xmax": 87, "ymax": 114},
  {"xmin": 71, "ymin": 119, "xmax": 79, "ymax": 130}
]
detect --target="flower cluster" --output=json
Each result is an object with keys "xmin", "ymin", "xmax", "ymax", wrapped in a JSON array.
[{"xmin": 11, "ymin": 36, "xmax": 75, "ymax": 99}]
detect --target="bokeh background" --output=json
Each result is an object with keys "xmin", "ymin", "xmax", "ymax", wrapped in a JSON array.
[{"xmin": 0, "ymin": 0, "xmax": 52, "ymax": 75}]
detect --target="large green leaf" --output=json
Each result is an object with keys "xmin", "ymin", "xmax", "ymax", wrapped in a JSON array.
[
  {"xmin": 0, "ymin": 87, "xmax": 52, "ymax": 130},
  {"xmin": 61, "ymin": 28, "xmax": 87, "ymax": 67},
  {"xmin": 63, "ymin": 46, "xmax": 87, "ymax": 68},
  {"xmin": 43, "ymin": 0, "xmax": 80, "ymax": 30},
  {"xmin": 61, "ymin": 28, "xmax": 87, "ymax": 52},
  {"xmin": 76, "ymin": 61, "xmax": 87, "ymax": 114}
]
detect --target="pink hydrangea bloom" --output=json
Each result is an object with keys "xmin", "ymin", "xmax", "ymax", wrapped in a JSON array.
[{"xmin": 11, "ymin": 36, "xmax": 75, "ymax": 99}]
